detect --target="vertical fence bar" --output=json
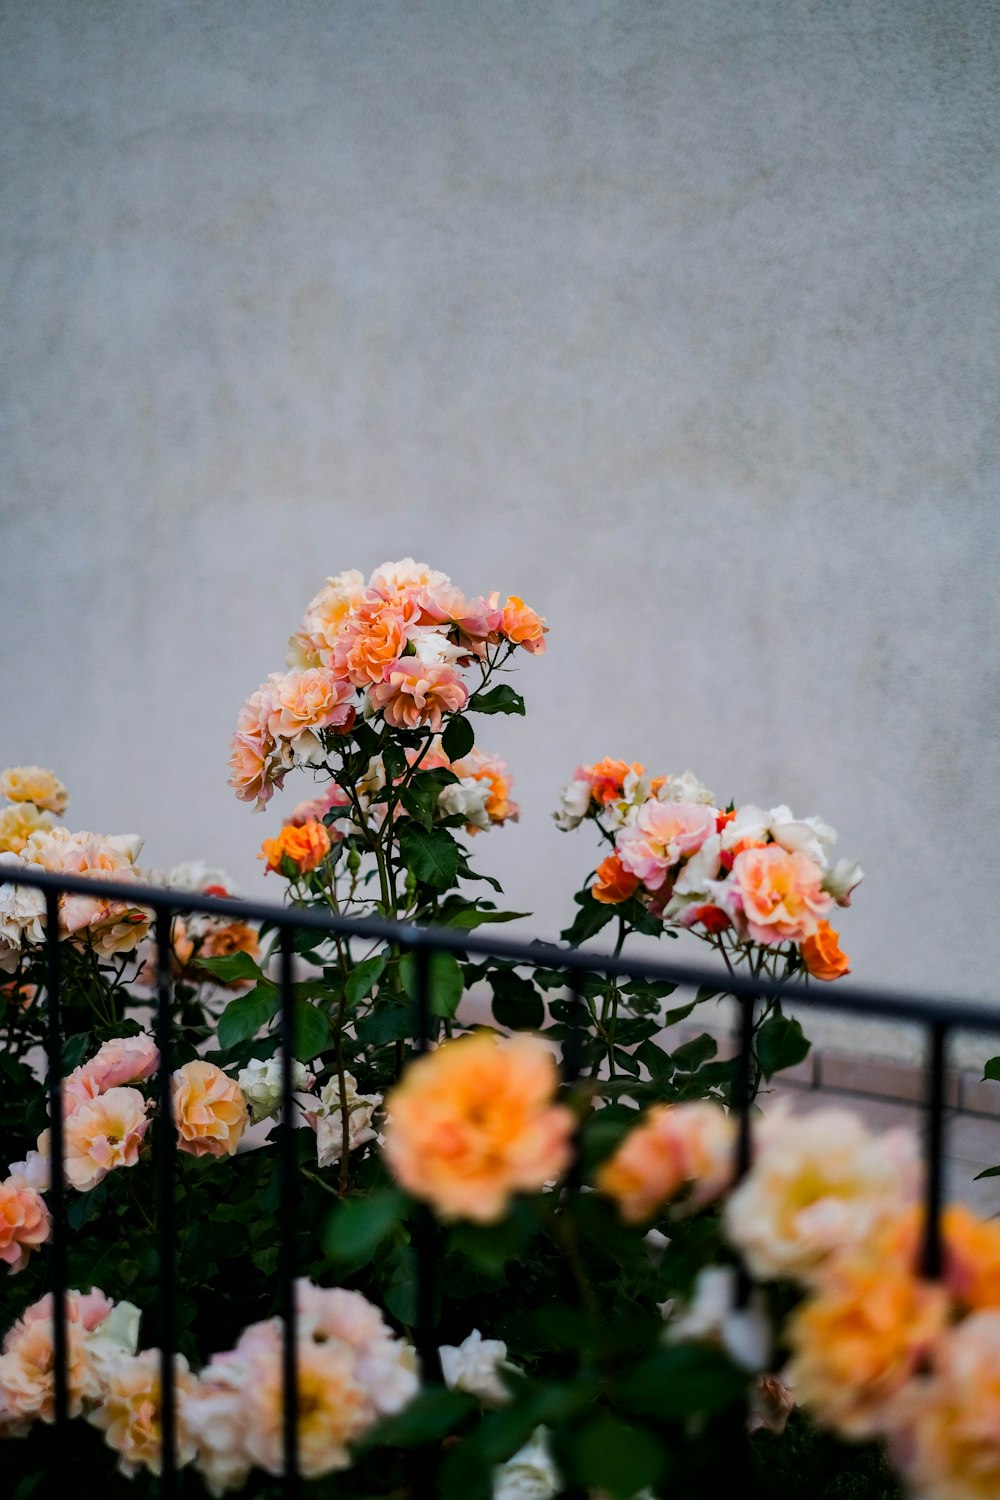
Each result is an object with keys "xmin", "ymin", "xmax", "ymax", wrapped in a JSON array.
[
  {"xmin": 43, "ymin": 889, "xmax": 69, "ymax": 1468},
  {"xmin": 411, "ymin": 942, "xmax": 443, "ymax": 1384},
  {"xmin": 154, "ymin": 908, "xmax": 177, "ymax": 1497},
  {"xmin": 720, "ymin": 988, "xmax": 757, "ymax": 1492},
  {"xmin": 278, "ymin": 925, "xmax": 300, "ymax": 1499},
  {"xmin": 561, "ymin": 976, "xmax": 588, "ymax": 1089},
  {"xmin": 921, "ymin": 1021, "xmax": 948, "ymax": 1279}
]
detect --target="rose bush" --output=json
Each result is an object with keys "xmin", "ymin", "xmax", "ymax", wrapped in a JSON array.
[{"xmin": 0, "ymin": 558, "xmax": 990, "ymax": 1499}]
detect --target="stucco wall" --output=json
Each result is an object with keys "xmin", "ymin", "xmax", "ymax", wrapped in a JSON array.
[{"xmin": 2, "ymin": 0, "xmax": 998, "ymax": 1011}]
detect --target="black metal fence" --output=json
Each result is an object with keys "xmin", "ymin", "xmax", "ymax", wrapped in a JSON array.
[{"xmin": 4, "ymin": 863, "xmax": 1000, "ymax": 1497}]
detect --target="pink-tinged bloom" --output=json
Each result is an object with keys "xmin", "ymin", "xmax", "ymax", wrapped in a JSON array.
[
  {"xmin": 616, "ymin": 800, "xmax": 717, "ymax": 889},
  {"xmin": 27, "ymin": 828, "xmax": 150, "ymax": 955},
  {"xmin": 0, "ymin": 1291, "xmax": 111, "ymax": 1429},
  {"xmin": 498, "ymin": 595, "xmax": 547, "ymax": 654},
  {"xmin": 368, "ymin": 659, "xmax": 469, "ymax": 733},
  {"xmin": 228, "ymin": 732, "xmax": 283, "ymax": 811},
  {"xmin": 67, "ymin": 1032, "xmax": 159, "ymax": 1104},
  {"xmin": 286, "ymin": 782, "xmax": 352, "ymax": 827},
  {"xmin": 64, "ymin": 1087, "xmax": 151, "ymax": 1191},
  {"xmin": 368, "ymin": 557, "xmax": 448, "ymax": 606},
  {"xmin": 0, "ymin": 1176, "xmax": 50, "ymax": 1273},
  {"xmin": 287, "ymin": 570, "xmax": 367, "ymax": 666},
  {"xmin": 417, "ymin": 584, "xmax": 500, "ymax": 653},
  {"xmin": 729, "ymin": 845, "xmax": 832, "ymax": 944},
  {"xmin": 264, "ymin": 668, "xmax": 357, "ymax": 742},
  {"xmin": 596, "ymin": 1102, "xmax": 736, "ymax": 1223},
  {"xmin": 332, "ymin": 599, "xmax": 417, "ymax": 688},
  {"xmin": 172, "ymin": 1061, "xmax": 248, "ymax": 1159}
]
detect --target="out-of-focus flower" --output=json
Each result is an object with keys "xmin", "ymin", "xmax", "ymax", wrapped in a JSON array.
[
  {"xmin": 824, "ymin": 858, "xmax": 864, "ymax": 907},
  {"xmin": 800, "ymin": 920, "xmax": 851, "ymax": 980},
  {"xmin": 172, "ymin": 1062, "xmax": 247, "ymax": 1159},
  {"xmin": 438, "ymin": 777, "xmax": 492, "ymax": 830},
  {"xmin": 64, "ymin": 1088, "xmax": 151, "ymax": 1191},
  {"xmin": 260, "ymin": 819, "xmax": 332, "ymax": 876},
  {"xmin": 383, "ymin": 1031, "xmax": 573, "ymax": 1222},
  {"xmin": 666, "ymin": 1265, "xmax": 770, "ymax": 1372},
  {"xmin": 237, "ymin": 1057, "xmax": 312, "ymax": 1124},
  {"xmin": 0, "ymin": 1176, "xmax": 50, "ymax": 1273},
  {"xmin": 591, "ymin": 853, "xmax": 640, "ymax": 905},
  {"xmin": 765, "ymin": 806, "xmax": 838, "ymax": 869},
  {"xmin": 0, "ymin": 801, "xmax": 54, "ymax": 855},
  {"xmin": 596, "ymin": 1102, "xmax": 735, "ymax": 1223},
  {"xmin": 787, "ymin": 1259, "xmax": 948, "ymax": 1438},
  {"xmin": 89, "ymin": 1349, "xmax": 198, "ymax": 1477},
  {"xmin": 0, "ymin": 766, "xmax": 69, "ymax": 815},
  {"xmin": 7, "ymin": 1135, "xmax": 50, "ymax": 1193},
  {"xmin": 727, "ymin": 845, "xmax": 832, "ymax": 945},
  {"xmin": 577, "ymin": 758, "xmax": 645, "ymax": 808},
  {"xmin": 724, "ymin": 1107, "xmax": 921, "ymax": 1283},
  {"xmin": 0, "ymin": 1289, "xmax": 132, "ymax": 1431},
  {"xmin": 498, "ymin": 596, "xmax": 548, "ymax": 654},
  {"xmin": 26, "ymin": 828, "xmax": 150, "ymax": 956},
  {"xmin": 492, "ymin": 1426, "xmax": 560, "ymax": 1500},
  {"xmin": 368, "ymin": 659, "xmax": 469, "ymax": 732},
  {"xmin": 286, "ymin": 782, "xmax": 352, "ymax": 829},
  {"xmin": 888, "ymin": 1311, "xmax": 1000, "ymax": 1500},
  {"xmin": 656, "ymin": 770, "xmax": 715, "ymax": 806},
  {"xmin": 553, "ymin": 778, "xmax": 593, "ymax": 831},
  {"xmin": 306, "ymin": 1071, "xmax": 380, "ymax": 1167},
  {"xmin": 440, "ymin": 1329, "xmax": 513, "ymax": 1405},
  {"xmin": 0, "ymin": 856, "xmax": 47, "ymax": 970}
]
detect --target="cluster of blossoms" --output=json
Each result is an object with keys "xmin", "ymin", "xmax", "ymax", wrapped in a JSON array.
[
  {"xmin": 156, "ymin": 862, "xmax": 260, "ymax": 976},
  {"xmin": 596, "ymin": 1093, "xmax": 1000, "ymax": 1500},
  {"xmin": 229, "ymin": 558, "xmax": 546, "ymax": 811},
  {"xmin": 0, "ymin": 766, "xmax": 150, "ymax": 970},
  {"xmin": 0, "ymin": 1281, "xmax": 417, "ymax": 1490},
  {"xmin": 555, "ymin": 758, "xmax": 863, "ymax": 978}
]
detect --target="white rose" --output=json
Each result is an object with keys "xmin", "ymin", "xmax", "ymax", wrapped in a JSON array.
[
  {"xmin": 312, "ymin": 1072, "xmax": 381, "ymax": 1167},
  {"xmin": 767, "ymin": 806, "xmax": 837, "ymax": 869},
  {"xmin": 552, "ymin": 779, "xmax": 591, "ymax": 831},
  {"xmin": 237, "ymin": 1057, "xmax": 311, "ymax": 1123},
  {"xmin": 492, "ymin": 1427, "xmax": 560, "ymax": 1500},
  {"xmin": 720, "ymin": 804, "xmax": 769, "ymax": 851},
  {"xmin": 665, "ymin": 1265, "xmax": 770, "ymax": 1372},
  {"xmin": 409, "ymin": 627, "xmax": 467, "ymax": 667},
  {"xmin": 438, "ymin": 778, "xmax": 491, "ymax": 831},
  {"xmin": 0, "ymin": 857, "xmax": 47, "ymax": 951},
  {"xmin": 657, "ymin": 770, "xmax": 716, "ymax": 805},
  {"xmin": 440, "ymin": 1329, "xmax": 513, "ymax": 1406},
  {"xmin": 86, "ymin": 1300, "xmax": 143, "ymax": 1387},
  {"xmin": 823, "ymin": 858, "xmax": 864, "ymax": 907}
]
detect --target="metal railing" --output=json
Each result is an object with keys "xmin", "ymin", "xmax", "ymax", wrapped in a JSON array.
[{"xmin": 4, "ymin": 863, "xmax": 1000, "ymax": 1496}]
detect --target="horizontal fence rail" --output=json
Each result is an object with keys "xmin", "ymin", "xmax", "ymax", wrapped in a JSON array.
[{"xmin": 2, "ymin": 863, "xmax": 999, "ymax": 1496}]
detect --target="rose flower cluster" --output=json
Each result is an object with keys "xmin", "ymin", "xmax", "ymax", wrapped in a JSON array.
[
  {"xmin": 555, "ymin": 758, "xmax": 863, "ymax": 979},
  {"xmin": 228, "ymin": 558, "xmax": 546, "ymax": 812}
]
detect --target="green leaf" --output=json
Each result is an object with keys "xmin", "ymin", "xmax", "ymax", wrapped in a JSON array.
[
  {"xmin": 491, "ymin": 971, "xmax": 545, "ymax": 1030},
  {"xmin": 615, "ymin": 1345, "xmax": 747, "ymax": 1418},
  {"xmin": 671, "ymin": 1033, "xmax": 718, "ymax": 1072},
  {"xmin": 445, "ymin": 907, "xmax": 530, "ymax": 929},
  {"xmin": 217, "ymin": 982, "xmax": 279, "ymax": 1050},
  {"xmin": 401, "ymin": 950, "xmax": 464, "ymax": 1018},
  {"xmin": 756, "ymin": 1014, "xmax": 811, "ymax": 1080},
  {"xmin": 974, "ymin": 1164, "xmax": 1000, "ymax": 1180},
  {"xmin": 560, "ymin": 890, "xmax": 616, "ymax": 945},
  {"xmin": 194, "ymin": 951, "xmax": 264, "ymax": 985},
  {"xmin": 566, "ymin": 1412, "xmax": 667, "ymax": 1499},
  {"xmin": 983, "ymin": 1058, "xmax": 1000, "ymax": 1082},
  {"xmin": 324, "ymin": 1187, "xmax": 407, "ymax": 1264},
  {"xmin": 441, "ymin": 714, "xmax": 475, "ymax": 760},
  {"xmin": 345, "ymin": 955, "xmax": 387, "ymax": 1007},
  {"xmin": 355, "ymin": 1003, "xmax": 418, "ymax": 1045},
  {"xmin": 382, "ymin": 741, "xmax": 407, "ymax": 782},
  {"xmin": 398, "ymin": 825, "xmax": 461, "ymax": 889},
  {"xmin": 292, "ymin": 1000, "xmax": 330, "ymax": 1060},
  {"xmin": 362, "ymin": 1388, "xmax": 475, "ymax": 1449},
  {"xmin": 467, "ymin": 684, "xmax": 525, "ymax": 716}
]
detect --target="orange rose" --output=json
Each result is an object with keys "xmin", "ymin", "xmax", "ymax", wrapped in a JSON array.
[
  {"xmin": 260, "ymin": 820, "xmax": 332, "ymax": 876},
  {"xmin": 801, "ymin": 920, "xmax": 851, "ymax": 980},
  {"xmin": 578, "ymin": 758, "xmax": 644, "ymax": 807},
  {"xmin": 499, "ymin": 596, "xmax": 547, "ymax": 655},
  {"xmin": 591, "ymin": 854, "xmax": 640, "ymax": 905},
  {"xmin": 172, "ymin": 1061, "xmax": 247, "ymax": 1158}
]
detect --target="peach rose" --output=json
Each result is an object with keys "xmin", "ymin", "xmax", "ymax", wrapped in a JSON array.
[
  {"xmin": 89, "ymin": 1349, "xmax": 198, "ymax": 1477},
  {"xmin": 451, "ymin": 750, "xmax": 519, "ymax": 828},
  {"xmin": 332, "ymin": 599, "xmax": 415, "ymax": 688},
  {"xmin": 0, "ymin": 802, "xmax": 53, "ymax": 855},
  {"xmin": 875, "ymin": 1205, "xmax": 1000, "ymax": 1314},
  {"xmin": 596, "ymin": 1102, "xmax": 736, "ymax": 1223},
  {"xmin": 498, "ymin": 596, "xmax": 547, "ymax": 654},
  {"xmin": 367, "ymin": 659, "xmax": 469, "ymax": 732},
  {"xmin": 729, "ymin": 845, "xmax": 832, "ymax": 944},
  {"xmin": 288, "ymin": 569, "xmax": 367, "ymax": 665},
  {"xmin": 800, "ymin": 919, "xmax": 851, "ymax": 980},
  {"xmin": 616, "ymin": 799, "xmax": 717, "ymax": 889},
  {"xmin": 591, "ymin": 854, "xmax": 640, "ymax": 905},
  {"xmin": 889, "ymin": 1311, "xmax": 1000, "ymax": 1500},
  {"xmin": 228, "ymin": 732, "xmax": 282, "ymax": 810},
  {"xmin": 0, "ymin": 1290, "xmax": 113, "ymax": 1428},
  {"xmin": 265, "ymin": 667, "xmax": 357, "ymax": 742},
  {"xmin": 242, "ymin": 1339, "xmax": 373, "ymax": 1479},
  {"xmin": 71, "ymin": 1033, "xmax": 159, "ymax": 1097},
  {"xmin": 0, "ymin": 766, "xmax": 69, "ymax": 815},
  {"xmin": 64, "ymin": 1087, "xmax": 151, "ymax": 1191},
  {"xmin": 383, "ymin": 1031, "xmax": 574, "ymax": 1223},
  {"xmin": 575, "ymin": 758, "xmax": 644, "ymax": 808},
  {"xmin": 172, "ymin": 1061, "xmax": 248, "ymax": 1158},
  {"xmin": 260, "ymin": 819, "xmax": 332, "ymax": 876},
  {"xmin": 368, "ymin": 557, "xmax": 449, "ymax": 606},
  {"xmin": 788, "ymin": 1260, "xmax": 949, "ymax": 1438},
  {"xmin": 0, "ymin": 1176, "xmax": 50, "ymax": 1273}
]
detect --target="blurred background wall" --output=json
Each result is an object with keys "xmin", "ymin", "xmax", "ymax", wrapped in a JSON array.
[{"xmin": 2, "ymin": 0, "xmax": 998, "ymax": 1007}]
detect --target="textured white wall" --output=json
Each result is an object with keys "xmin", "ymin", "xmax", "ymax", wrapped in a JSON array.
[{"xmin": 2, "ymin": 0, "xmax": 998, "ymax": 1007}]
